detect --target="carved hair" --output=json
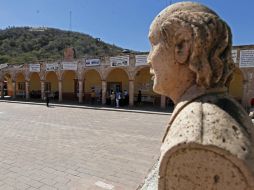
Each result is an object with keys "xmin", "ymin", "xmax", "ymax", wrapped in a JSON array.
[{"xmin": 158, "ymin": 3, "xmax": 235, "ymax": 88}]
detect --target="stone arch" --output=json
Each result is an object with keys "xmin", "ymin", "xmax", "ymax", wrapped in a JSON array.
[
  {"xmin": 45, "ymin": 71, "xmax": 58, "ymax": 94},
  {"xmin": 62, "ymin": 70, "xmax": 77, "ymax": 100},
  {"xmin": 104, "ymin": 67, "xmax": 130, "ymax": 80},
  {"xmin": 30, "ymin": 72, "xmax": 41, "ymax": 99},
  {"xmin": 83, "ymin": 69, "xmax": 102, "ymax": 103},
  {"xmin": 106, "ymin": 68, "xmax": 129, "ymax": 95},
  {"xmin": 229, "ymin": 68, "xmax": 244, "ymax": 104},
  {"xmin": 134, "ymin": 66, "xmax": 157, "ymax": 105},
  {"xmin": 84, "ymin": 68, "xmax": 103, "ymax": 81},
  {"xmin": 15, "ymin": 72, "xmax": 26, "ymax": 98}
]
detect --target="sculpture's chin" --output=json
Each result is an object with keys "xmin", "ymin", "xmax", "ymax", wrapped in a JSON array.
[{"xmin": 153, "ymin": 82, "xmax": 163, "ymax": 95}]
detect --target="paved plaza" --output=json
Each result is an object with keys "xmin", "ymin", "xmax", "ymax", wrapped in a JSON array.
[{"xmin": 0, "ymin": 102, "xmax": 169, "ymax": 190}]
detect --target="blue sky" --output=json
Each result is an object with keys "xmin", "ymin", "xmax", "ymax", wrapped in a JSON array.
[{"xmin": 0, "ymin": 0, "xmax": 253, "ymax": 51}]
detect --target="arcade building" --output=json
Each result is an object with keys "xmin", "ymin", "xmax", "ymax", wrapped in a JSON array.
[{"xmin": 0, "ymin": 45, "xmax": 254, "ymax": 110}]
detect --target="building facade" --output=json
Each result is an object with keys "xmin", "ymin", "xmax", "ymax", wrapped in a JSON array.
[{"xmin": 0, "ymin": 45, "xmax": 254, "ymax": 110}]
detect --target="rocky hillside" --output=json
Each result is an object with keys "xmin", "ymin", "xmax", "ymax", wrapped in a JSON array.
[{"xmin": 0, "ymin": 27, "xmax": 127, "ymax": 64}]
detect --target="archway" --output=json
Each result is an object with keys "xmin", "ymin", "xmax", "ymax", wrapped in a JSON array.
[
  {"xmin": 228, "ymin": 68, "xmax": 244, "ymax": 104},
  {"xmin": 84, "ymin": 69, "xmax": 102, "ymax": 104},
  {"xmin": 45, "ymin": 71, "xmax": 58, "ymax": 99},
  {"xmin": 106, "ymin": 68, "xmax": 129, "ymax": 106},
  {"xmin": 62, "ymin": 71, "xmax": 76, "ymax": 101},
  {"xmin": 134, "ymin": 67, "xmax": 158, "ymax": 106},
  {"xmin": 16, "ymin": 73, "xmax": 25, "ymax": 98},
  {"xmin": 30, "ymin": 72, "xmax": 41, "ymax": 99}
]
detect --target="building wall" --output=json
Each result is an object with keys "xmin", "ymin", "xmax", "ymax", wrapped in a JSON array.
[{"xmin": 228, "ymin": 68, "xmax": 243, "ymax": 103}]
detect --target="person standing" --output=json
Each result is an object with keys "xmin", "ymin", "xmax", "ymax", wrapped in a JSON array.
[
  {"xmin": 110, "ymin": 91, "xmax": 115, "ymax": 107},
  {"xmin": 115, "ymin": 91, "xmax": 121, "ymax": 108},
  {"xmin": 91, "ymin": 89, "xmax": 96, "ymax": 104},
  {"xmin": 137, "ymin": 90, "xmax": 142, "ymax": 105},
  {"xmin": 46, "ymin": 92, "xmax": 49, "ymax": 107}
]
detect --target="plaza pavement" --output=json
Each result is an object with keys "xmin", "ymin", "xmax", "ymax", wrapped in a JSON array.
[{"xmin": 0, "ymin": 102, "xmax": 170, "ymax": 190}]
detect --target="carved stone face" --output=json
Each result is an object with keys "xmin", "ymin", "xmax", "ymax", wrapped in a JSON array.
[
  {"xmin": 148, "ymin": 22, "xmax": 177, "ymax": 97},
  {"xmin": 148, "ymin": 16, "xmax": 196, "ymax": 103}
]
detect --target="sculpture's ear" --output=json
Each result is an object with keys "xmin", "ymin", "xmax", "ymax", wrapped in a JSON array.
[{"xmin": 174, "ymin": 28, "xmax": 192, "ymax": 64}]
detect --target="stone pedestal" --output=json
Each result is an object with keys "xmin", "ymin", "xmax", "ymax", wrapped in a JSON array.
[{"xmin": 158, "ymin": 96, "xmax": 254, "ymax": 190}]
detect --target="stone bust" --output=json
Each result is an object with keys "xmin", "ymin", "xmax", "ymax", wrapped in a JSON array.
[{"xmin": 146, "ymin": 2, "xmax": 254, "ymax": 190}]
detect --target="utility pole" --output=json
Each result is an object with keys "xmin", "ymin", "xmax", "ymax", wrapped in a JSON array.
[{"xmin": 69, "ymin": 10, "xmax": 72, "ymax": 32}]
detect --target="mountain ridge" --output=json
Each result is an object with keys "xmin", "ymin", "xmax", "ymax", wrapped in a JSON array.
[{"xmin": 0, "ymin": 26, "xmax": 131, "ymax": 64}]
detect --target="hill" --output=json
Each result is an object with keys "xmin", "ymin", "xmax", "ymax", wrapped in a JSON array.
[{"xmin": 0, "ymin": 27, "xmax": 127, "ymax": 64}]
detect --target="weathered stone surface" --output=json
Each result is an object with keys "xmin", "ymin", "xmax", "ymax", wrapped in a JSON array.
[{"xmin": 143, "ymin": 1, "xmax": 254, "ymax": 189}]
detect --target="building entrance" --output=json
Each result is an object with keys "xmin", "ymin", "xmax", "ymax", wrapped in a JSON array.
[{"xmin": 107, "ymin": 82, "xmax": 122, "ymax": 93}]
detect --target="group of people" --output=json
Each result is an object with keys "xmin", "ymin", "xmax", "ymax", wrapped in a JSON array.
[{"xmin": 108, "ymin": 90, "xmax": 129, "ymax": 108}]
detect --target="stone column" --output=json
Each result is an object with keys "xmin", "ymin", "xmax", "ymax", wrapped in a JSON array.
[
  {"xmin": 58, "ymin": 80, "xmax": 62, "ymax": 102},
  {"xmin": 1, "ymin": 81, "xmax": 4, "ymax": 99},
  {"xmin": 160, "ymin": 95, "xmax": 166, "ymax": 109},
  {"xmin": 41, "ymin": 81, "xmax": 45, "ymax": 100},
  {"xmin": 241, "ymin": 77, "xmax": 251, "ymax": 111},
  {"xmin": 25, "ymin": 81, "xmax": 30, "ymax": 100},
  {"xmin": 78, "ymin": 80, "xmax": 83, "ymax": 103},
  {"xmin": 129, "ymin": 80, "xmax": 134, "ymax": 106},
  {"xmin": 12, "ymin": 81, "xmax": 16, "ymax": 99},
  {"xmin": 102, "ymin": 80, "xmax": 107, "ymax": 105}
]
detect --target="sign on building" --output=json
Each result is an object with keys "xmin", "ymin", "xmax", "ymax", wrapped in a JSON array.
[
  {"xmin": 239, "ymin": 50, "xmax": 254, "ymax": 68},
  {"xmin": 29, "ymin": 64, "xmax": 40, "ymax": 72},
  {"xmin": 231, "ymin": 49, "xmax": 237, "ymax": 64},
  {"xmin": 61, "ymin": 62, "xmax": 77, "ymax": 70},
  {"xmin": 135, "ymin": 55, "xmax": 148, "ymax": 66},
  {"xmin": 85, "ymin": 59, "xmax": 100, "ymax": 66},
  {"xmin": 46, "ymin": 63, "xmax": 59, "ymax": 71},
  {"xmin": 110, "ymin": 55, "xmax": 129, "ymax": 67}
]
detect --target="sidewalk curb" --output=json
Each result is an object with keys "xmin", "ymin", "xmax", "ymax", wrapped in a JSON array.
[{"xmin": 0, "ymin": 99, "xmax": 171, "ymax": 115}]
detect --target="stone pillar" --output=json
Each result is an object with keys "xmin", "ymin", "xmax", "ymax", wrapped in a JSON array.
[
  {"xmin": 41, "ymin": 81, "xmax": 45, "ymax": 100},
  {"xmin": 25, "ymin": 81, "xmax": 30, "ymax": 100},
  {"xmin": 160, "ymin": 95, "xmax": 166, "ymax": 109},
  {"xmin": 242, "ymin": 80, "xmax": 250, "ymax": 112},
  {"xmin": 58, "ymin": 80, "xmax": 62, "ymax": 102},
  {"xmin": 129, "ymin": 80, "xmax": 134, "ymax": 106},
  {"xmin": 78, "ymin": 80, "xmax": 83, "ymax": 103},
  {"xmin": 102, "ymin": 80, "xmax": 107, "ymax": 105},
  {"xmin": 12, "ymin": 81, "xmax": 16, "ymax": 99},
  {"xmin": 1, "ymin": 81, "xmax": 4, "ymax": 99}
]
